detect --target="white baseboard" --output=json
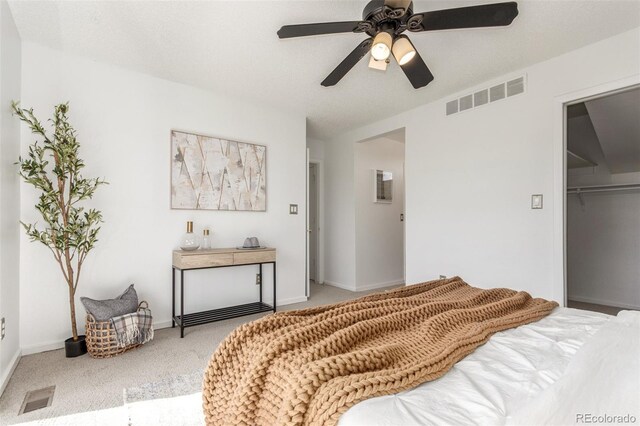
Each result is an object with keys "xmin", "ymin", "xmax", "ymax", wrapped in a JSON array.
[
  {"xmin": 568, "ymin": 295, "xmax": 640, "ymax": 311},
  {"xmin": 154, "ymin": 320, "xmax": 174, "ymax": 330},
  {"xmin": 21, "ymin": 340, "xmax": 64, "ymax": 356},
  {"xmin": 278, "ymin": 296, "xmax": 308, "ymax": 305},
  {"xmin": 0, "ymin": 349, "xmax": 21, "ymax": 397},
  {"xmin": 324, "ymin": 280, "xmax": 357, "ymax": 292},
  {"xmin": 357, "ymin": 279, "xmax": 405, "ymax": 292}
]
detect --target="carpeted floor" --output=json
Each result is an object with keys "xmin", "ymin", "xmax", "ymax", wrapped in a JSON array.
[{"xmin": 0, "ymin": 282, "xmax": 398, "ymax": 425}]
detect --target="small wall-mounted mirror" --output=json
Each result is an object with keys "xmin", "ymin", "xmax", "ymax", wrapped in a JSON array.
[{"xmin": 374, "ymin": 170, "xmax": 393, "ymax": 203}]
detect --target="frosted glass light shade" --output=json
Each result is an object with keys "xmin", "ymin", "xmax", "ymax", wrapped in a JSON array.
[
  {"xmin": 392, "ymin": 36, "xmax": 416, "ymax": 65},
  {"xmin": 371, "ymin": 32, "xmax": 392, "ymax": 61}
]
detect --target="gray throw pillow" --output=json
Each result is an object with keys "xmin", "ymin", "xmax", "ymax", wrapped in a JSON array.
[{"xmin": 81, "ymin": 284, "xmax": 139, "ymax": 321}]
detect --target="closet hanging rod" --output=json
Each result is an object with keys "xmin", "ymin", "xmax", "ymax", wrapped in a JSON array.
[{"xmin": 567, "ymin": 183, "xmax": 640, "ymax": 194}]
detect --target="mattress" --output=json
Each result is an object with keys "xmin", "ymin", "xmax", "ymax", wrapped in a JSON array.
[{"xmin": 338, "ymin": 307, "xmax": 615, "ymax": 426}]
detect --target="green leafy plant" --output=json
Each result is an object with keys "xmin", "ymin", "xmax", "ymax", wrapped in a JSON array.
[{"xmin": 12, "ymin": 102, "xmax": 107, "ymax": 341}]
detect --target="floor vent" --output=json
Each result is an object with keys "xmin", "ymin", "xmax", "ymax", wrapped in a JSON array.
[
  {"xmin": 19, "ymin": 386, "xmax": 55, "ymax": 415},
  {"xmin": 446, "ymin": 75, "xmax": 526, "ymax": 116}
]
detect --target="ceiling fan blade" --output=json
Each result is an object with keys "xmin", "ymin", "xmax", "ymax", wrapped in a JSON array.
[
  {"xmin": 384, "ymin": 0, "xmax": 412, "ymax": 17},
  {"xmin": 408, "ymin": 2, "xmax": 518, "ymax": 32},
  {"xmin": 398, "ymin": 45, "xmax": 434, "ymax": 89},
  {"xmin": 321, "ymin": 39, "xmax": 373, "ymax": 87},
  {"xmin": 277, "ymin": 21, "xmax": 364, "ymax": 39}
]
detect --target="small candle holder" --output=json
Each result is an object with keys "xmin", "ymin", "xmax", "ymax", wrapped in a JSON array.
[{"xmin": 202, "ymin": 229, "xmax": 211, "ymax": 250}]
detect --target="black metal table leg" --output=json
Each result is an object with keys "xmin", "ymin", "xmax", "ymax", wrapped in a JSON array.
[
  {"xmin": 259, "ymin": 263, "xmax": 263, "ymax": 304},
  {"xmin": 172, "ymin": 267, "xmax": 176, "ymax": 328},
  {"xmin": 172, "ymin": 256, "xmax": 277, "ymax": 337},
  {"xmin": 180, "ymin": 269, "xmax": 184, "ymax": 338}
]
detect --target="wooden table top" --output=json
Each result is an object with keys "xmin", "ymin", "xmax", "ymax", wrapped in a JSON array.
[{"xmin": 173, "ymin": 247, "xmax": 275, "ymax": 256}]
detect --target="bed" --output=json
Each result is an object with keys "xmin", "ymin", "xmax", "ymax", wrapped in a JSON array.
[
  {"xmin": 339, "ymin": 307, "xmax": 640, "ymax": 425},
  {"xmin": 202, "ymin": 277, "xmax": 640, "ymax": 426}
]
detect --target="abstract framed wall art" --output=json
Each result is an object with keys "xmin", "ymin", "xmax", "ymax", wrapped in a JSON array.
[{"xmin": 171, "ymin": 130, "xmax": 266, "ymax": 211}]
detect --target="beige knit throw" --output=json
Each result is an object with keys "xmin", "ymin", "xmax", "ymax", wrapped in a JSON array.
[{"xmin": 202, "ymin": 277, "xmax": 558, "ymax": 426}]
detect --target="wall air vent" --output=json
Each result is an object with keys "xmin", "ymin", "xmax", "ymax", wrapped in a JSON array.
[
  {"xmin": 446, "ymin": 99, "xmax": 458, "ymax": 116},
  {"xmin": 489, "ymin": 83, "xmax": 506, "ymax": 102},
  {"xmin": 446, "ymin": 75, "xmax": 526, "ymax": 116},
  {"xmin": 507, "ymin": 77, "xmax": 525, "ymax": 97},
  {"xmin": 459, "ymin": 94, "xmax": 473, "ymax": 111},
  {"xmin": 474, "ymin": 89, "xmax": 488, "ymax": 107}
]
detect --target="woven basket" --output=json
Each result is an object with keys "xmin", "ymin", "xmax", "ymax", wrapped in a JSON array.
[{"xmin": 85, "ymin": 301, "xmax": 148, "ymax": 359}]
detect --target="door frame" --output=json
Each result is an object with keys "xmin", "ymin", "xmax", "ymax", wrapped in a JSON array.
[
  {"xmin": 306, "ymin": 155, "xmax": 325, "ymax": 293},
  {"xmin": 552, "ymin": 74, "xmax": 640, "ymax": 306}
]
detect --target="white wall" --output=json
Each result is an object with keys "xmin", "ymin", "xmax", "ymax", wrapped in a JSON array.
[
  {"xmin": 324, "ymin": 138, "xmax": 356, "ymax": 289},
  {"xmin": 19, "ymin": 43, "xmax": 307, "ymax": 353},
  {"xmin": 307, "ymin": 137, "xmax": 324, "ymax": 161},
  {"xmin": 0, "ymin": 0, "xmax": 21, "ymax": 394},
  {"xmin": 324, "ymin": 28, "xmax": 640, "ymax": 301},
  {"xmin": 567, "ymin": 190, "xmax": 640, "ymax": 309},
  {"xmin": 354, "ymin": 137, "xmax": 404, "ymax": 291}
]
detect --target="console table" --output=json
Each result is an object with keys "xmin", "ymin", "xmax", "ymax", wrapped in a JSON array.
[{"xmin": 172, "ymin": 248, "xmax": 276, "ymax": 338}]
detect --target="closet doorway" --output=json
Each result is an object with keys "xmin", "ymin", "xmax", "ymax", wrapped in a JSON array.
[
  {"xmin": 565, "ymin": 86, "xmax": 640, "ymax": 315},
  {"xmin": 306, "ymin": 150, "xmax": 324, "ymax": 298}
]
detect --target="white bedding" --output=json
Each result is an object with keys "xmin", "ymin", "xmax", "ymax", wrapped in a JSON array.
[{"xmin": 339, "ymin": 307, "xmax": 639, "ymax": 426}]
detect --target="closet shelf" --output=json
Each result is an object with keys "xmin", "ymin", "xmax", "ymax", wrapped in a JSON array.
[
  {"xmin": 567, "ymin": 150, "xmax": 597, "ymax": 169},
  {"xmin": 567, "ymin": 183, "xmax": 640, "ymax": 194}
]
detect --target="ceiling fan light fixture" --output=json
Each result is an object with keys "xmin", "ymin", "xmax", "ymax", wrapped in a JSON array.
[
  {"xmin": 371, "ymin": 31, "xmax": 392, "ymax": 61},
  {"xmin": 368, "ymin": 55, "xmax": 388, "ymax": 71},
  {"xmin": 392, "ymin": 36, "xmax": 416, "ymax": 65}
]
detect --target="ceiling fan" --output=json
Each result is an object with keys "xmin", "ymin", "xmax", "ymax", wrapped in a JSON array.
[{"xmin": 277, "ymin": 0, "xmax": 518, "ymax": 89}]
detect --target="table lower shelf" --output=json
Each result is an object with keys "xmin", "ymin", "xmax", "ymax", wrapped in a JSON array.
[{"xmin": 173, "ymin": 302, "xmax": 275, "ymax": 328}]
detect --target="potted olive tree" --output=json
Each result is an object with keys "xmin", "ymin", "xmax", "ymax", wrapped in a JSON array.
[{"xmin": 13, "ymin": 102, "xmax": 107, "ymax": 357}]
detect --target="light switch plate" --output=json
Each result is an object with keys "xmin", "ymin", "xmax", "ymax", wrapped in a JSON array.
[
  {"xmin": 1, "ymin": 317, "xmax": 5, "ymax": 340},
  {"xmin": 289, "ymin": 204, "xmax": 298, "ymax": 215},
  {"xmin": 531, "ymin": 194, "xmax": 543, "ymax": 209}
]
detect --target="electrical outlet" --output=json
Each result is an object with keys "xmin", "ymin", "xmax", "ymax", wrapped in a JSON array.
[
  {"xmin": 1, "ymin": 317, "xmax": 5, "ymax": 340},
  {"xmin": 256, "ymin": 274, "xmax": 261, "ymax": 285}
]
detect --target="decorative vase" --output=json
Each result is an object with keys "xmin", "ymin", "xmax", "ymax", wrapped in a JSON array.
[
  {"xmin": 180, "ymin": 221, "xmax": 200, "ymax": 251},
  {"xmin": 65, "ymin": 335, "xmax": 87, "ymax": 358},
  {"xmin": 202, "ymin": 229, "xmax": 211, "ymax": 250}
]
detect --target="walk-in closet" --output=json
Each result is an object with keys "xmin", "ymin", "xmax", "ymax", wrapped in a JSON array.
[{"xmin": 566, "ymin": 87, "xmax": 640, "ymax": 315}]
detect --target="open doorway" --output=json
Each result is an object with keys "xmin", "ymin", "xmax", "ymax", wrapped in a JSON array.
[
  {"xmin": 306, "ymin": 152, "xmax": 324, "ymax": 298},
  {"xmin": 564, "ymin": 86, "xmax": 640, "ymax": 315},
  {"xmin": 354, "ymin": 129, "xmax": 406, "ymax": 291},
  {"xmin": 309, "ymin": 162, "xmax": 319, "ymax": 287}
]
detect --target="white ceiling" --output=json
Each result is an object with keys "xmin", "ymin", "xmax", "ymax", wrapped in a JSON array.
[{"xmin": 8, "ymin": 0, "xmax": 640, "ymax": 139}]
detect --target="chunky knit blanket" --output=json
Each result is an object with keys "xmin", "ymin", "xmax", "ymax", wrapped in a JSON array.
[{"xmin": 202, "ymin": 277, "xmax": 558, "ymax": 426}]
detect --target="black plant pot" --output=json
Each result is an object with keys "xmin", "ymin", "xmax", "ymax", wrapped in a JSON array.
[{"xmin": 64, "ymin": 335, "xmax": 87, "ymax": 358}]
